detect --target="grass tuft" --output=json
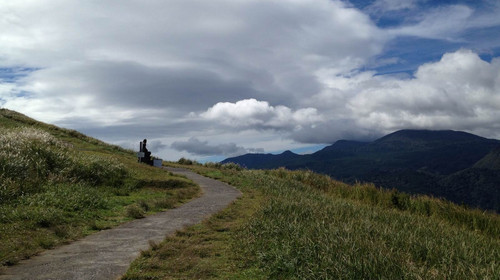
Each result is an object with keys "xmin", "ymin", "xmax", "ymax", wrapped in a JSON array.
[
  {"xmin": 138, "ymin": 200, "xmax": 150, "ymax": 212},
  {"xmin": 126, "ymin": 205, "xmax": 145, "ymax": 219},
  {"xmin": 153, "ymin": 197, "xmax": 177, "ymax": 209}
]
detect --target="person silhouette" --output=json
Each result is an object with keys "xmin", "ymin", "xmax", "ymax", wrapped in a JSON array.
[{"xmin": 141, "ymin": 139, "xmax": 152, "ymax": 165}]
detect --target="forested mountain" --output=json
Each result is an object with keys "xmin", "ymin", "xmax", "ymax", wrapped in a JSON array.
[{"xmin": 222, "ymin": 130, "xmax": 500, "ymax": 211}]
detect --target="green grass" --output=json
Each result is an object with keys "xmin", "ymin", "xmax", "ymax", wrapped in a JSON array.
[
  {"xmin": 125, "ymin": 164, "xmax": 499, "ymax": 279},
  {"xmin": 123, "ymin": 176, "xmax": 265, "ymax": 280},
  {"xmin": 0, "ymin": 109, "xmax": 201, "ymax": 266},
  {"xmin": 265, "ymin": 168, "xmax": 499, "ymax": 238}
]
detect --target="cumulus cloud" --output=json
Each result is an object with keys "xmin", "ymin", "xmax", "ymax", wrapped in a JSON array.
[
  {"xmin": 200, "ymin": 99, "xmax": 323, "ymax": 130},
  {"xmin": 0, "ymin": 0, "xmax": 385, "ymax": 119},
  {"xmin": 271, "ymin": 49, "xmax": 499, "ymax": 143},
  {"xmin": 1, "ymin": 1, "xmax": 500, "ymax": 161},
  {"xmin": 347, "ymin": 49, "xmax": 500, "ymax": 137},
  {"xmin": 171, "ymin": 137, "xmax": 264, "ymax": 156}
]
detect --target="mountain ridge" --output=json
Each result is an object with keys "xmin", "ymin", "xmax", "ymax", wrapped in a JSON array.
[{"xmin": 222, "ymin": 129, "xmax": 500, "ymax": 211}]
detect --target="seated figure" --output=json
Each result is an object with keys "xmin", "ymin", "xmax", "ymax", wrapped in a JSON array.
[{"xmin": 139, "ymin": 139, "xmax": 153, "ymax": 165}]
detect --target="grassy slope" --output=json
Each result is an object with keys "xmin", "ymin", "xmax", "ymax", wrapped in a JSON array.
[
  {"xmin": 224, "ymin": 130, "xmax": 500, "ymax": 212},
  {"xmin": 0, "ymin": 109, "xmax": 200, "ymax": 267},
  {"xmin": 124, "ymin": 164, "xmax": 499, "ymax": 280}
]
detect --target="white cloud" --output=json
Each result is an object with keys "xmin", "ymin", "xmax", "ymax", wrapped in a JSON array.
[
  {"xmin": 0, "ymin": 0, "xmax": 385, "ymax": 127},
  {"xmin": 200, "ymin": 99, "xmax": 323, "ymax": 130},
  {"xmin": 347, "ymin": 50, "xmax": 500, "ymax": 137},
  {"xmin": 283, "ymin": 49, "xmax": 500, "ymax": 143},
  {"xmin": 1, "ymin": 1, "xmax": 500, "ymax": 161},
  {"xmin": 171, "ymin": 137, "xmax": 264, "ymax": 156},
  {"xmin": 0, "ymin": 82, "xmax": 18, "ymax": 105},
  {"xmin": 388, "ymin": 5, "xmax": 473, "ymax": 40}
]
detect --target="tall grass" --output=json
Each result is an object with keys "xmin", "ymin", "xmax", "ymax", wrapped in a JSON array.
[
  {"xmin": 0, "ymin": 127, "xmax": 128, "ymax": 202},
  {"xmin": 177, "ymin": 157, "xmax": 201, "ymax": 166},
  {"xmin": 203, "ymin": 161, "xmax": 244, "ymax": 171},
  {"xmin": 266, "ymin": 168, "xmax": 500, "ymax": 238},
  {"xmin": 237, "ymin": 170, "xmax": 499, "ymax": 279},
  {"xmin": 178, "ymin": 158, "xmax": 244, "ymax": 171},
  {"xmin": 127, "ymin": 165, "xmax": 499, "ymax": 279},
  {"xmin": 0, "ymin": 108, "xmax": 131, "ymax": 154},
  {"xmin": 0, "ymin": 126, "xmax": 200, "ymax": 266}
]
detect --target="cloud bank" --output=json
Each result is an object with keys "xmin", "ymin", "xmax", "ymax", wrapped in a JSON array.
[
  {"xmin": 200, "ymin": 99, "xmax": 322, "ymax": 130},
  {"xmin": 1, "ymin": 0, "xmax": 499, "ymax": 160},
  {"xmin": 192, "ymin": 49, "xmax": 500, "ymax": 144},
  {"xmin": 171, "ymin": 137, "xmax": 264, "ymax": 157}
]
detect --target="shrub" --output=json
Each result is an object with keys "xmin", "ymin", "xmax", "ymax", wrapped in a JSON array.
[
  {"xmin": 153, "ymin": 197, "xmax": 177, "ymax": 209},
  {"xmin": 221, "ymin": 162, "xmax": 244, "ymax": 171},
  {"xmin": 390, "ymin": 190, "xmax": 411, "ymax": 211},
  {"xmin": 53, "ymin": 225, "xmax": 71, "ymax": 238},
  {"xmin": 176, "ymin": 187, "xmax": 199, "ymax": 200},
  {"xmin": 0, "ymin": 176, "xmax": 21, "ymax": 203},
  {"xmin": 177, "ymin": 158, "xmax": 200, "ymax": 165},
  {"xmin": 0, "ymin": 128, "xmax": 72, "ymax": 198},
  {"xmin": 68, "ymin": 155, "xmax": 128, "ymax": 187},
  {"xmin": 126, "ymin": 204, "xmax": 145, "ymax": 219},
  {"xmin": 0, "ymin": 128, "xmax": 70, "ymax": 179},
  {"xmin": 203, "ymin": 161, "xmax": 244, "ymax": 171},
  {"xmin": 0, "ymin": 127, "xmax": 129, "ymax": 201},
  {"xmin": 135, "ymin": 179, "xmax": 194, "ymax": 189},
  {"xmin": 27, "ymin": 206, "xmax": 65, "ymax": 228},
  {"xmin": 21, "ymin": 182, "xmax": 108, "ymax": 212},
  {"xmin": 138, "ymin": 200, "xmax": 150, "ymax": 212},
  {"xmin": 203, "ymin": 162, "xmax": 222, "ymax": 169}
]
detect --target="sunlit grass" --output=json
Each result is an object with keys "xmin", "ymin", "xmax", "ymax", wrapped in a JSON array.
[
  {"xmin": 0, "ymin": 110, "xmax": 200, "ymax": 266},
  {"xmin": 126, "ymin": 164, "xmax": 499, "ymax": 279},
  {"xmin": 123, "ymin": 178, "xmax": 265, "ymax": 280}
]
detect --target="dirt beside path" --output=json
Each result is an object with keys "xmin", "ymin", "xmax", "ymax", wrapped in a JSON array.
[{"xmin": 0, "ymin": 167, "xmax": 241, "ymax": 280}]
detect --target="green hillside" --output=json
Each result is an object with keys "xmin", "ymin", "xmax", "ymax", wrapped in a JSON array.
[
  {"xmin": 439, "ymin": 146, "xmax": 500, "ymax": 210},
  {"xmin": 223, "ymin": 129, "xmax": 500, "ymax": 212},
  {"xmin": 2, "ymin": 109, "xmax": 499, "ymax": 279},
  {"xmin": 0, "ymin": 109, "xmax": 200, "ymax": 267},
  {"xmin": 125, "ymin": 163, "xmax": 500, "ymax": 280},
  {"xmin": 474, "ymin": 146, "xmax": 500, "ymax": 170}
]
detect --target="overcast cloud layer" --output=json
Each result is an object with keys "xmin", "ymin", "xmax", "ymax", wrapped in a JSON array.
[{"xmin": 1, "ymin": 0, "xmax": 500, "ymax": 161}]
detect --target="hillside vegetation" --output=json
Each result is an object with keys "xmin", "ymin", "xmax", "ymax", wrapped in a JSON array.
[
  {"xmin": 223, "ymin": 129, "xmax": 500, "ymax": 212},
  {"xmin": 125, "ymin": 163, "xmax": 499, "ymax": 280},
  {"xmin": 0, "ymin": 109, "xmax": 200, "ymax": 267}
]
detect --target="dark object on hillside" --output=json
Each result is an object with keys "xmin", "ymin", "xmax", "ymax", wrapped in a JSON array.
[
  {"xmin": 138, "ymin": 139, "xmax": 164, "ymax": 167},
  {"xmin": 138, "ymin": 139, "xmax": 153, "ymax": 165},
  {"xmin": 222, "ymin": 129, "xmax": 500, "ymax": 212}
]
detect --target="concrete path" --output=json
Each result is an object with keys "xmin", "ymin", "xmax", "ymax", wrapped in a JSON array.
[{"xmin": 0, "ymin": 167, "xmax": 241, "ymax": 280}]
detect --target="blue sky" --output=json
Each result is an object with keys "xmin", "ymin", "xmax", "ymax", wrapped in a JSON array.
[
  {"xmin": 1, "ymin": 0, "xmax": 500, "ymax": 161},
  {"xmin": 354, "ymin": 0, "xmax": 500, "ymax": 75}
]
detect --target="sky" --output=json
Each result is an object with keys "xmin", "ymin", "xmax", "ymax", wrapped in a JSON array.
[{"xmin": 1, "ymin": 0, "xmax": 500, "ymax": 162}]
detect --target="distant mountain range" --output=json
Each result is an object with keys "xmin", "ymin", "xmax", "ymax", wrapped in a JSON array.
[{"xmin": 222, "ymin": 130, "xmax": 500, "ymax": 212}]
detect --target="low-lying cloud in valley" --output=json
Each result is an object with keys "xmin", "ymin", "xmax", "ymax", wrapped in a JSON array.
[{"xmin": 171, "ymin": 137, "xmax": 264, "ymax": 157}]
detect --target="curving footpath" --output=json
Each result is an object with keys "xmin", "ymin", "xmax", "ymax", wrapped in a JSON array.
[{"xmin": 0, "ymin": 167, "xmax": 241, "ymax": 280}]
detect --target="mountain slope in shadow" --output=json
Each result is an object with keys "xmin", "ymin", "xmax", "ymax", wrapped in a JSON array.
[{"xmin": 222, "ymin": 130, "xmax": 500, "ymax": 212}]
